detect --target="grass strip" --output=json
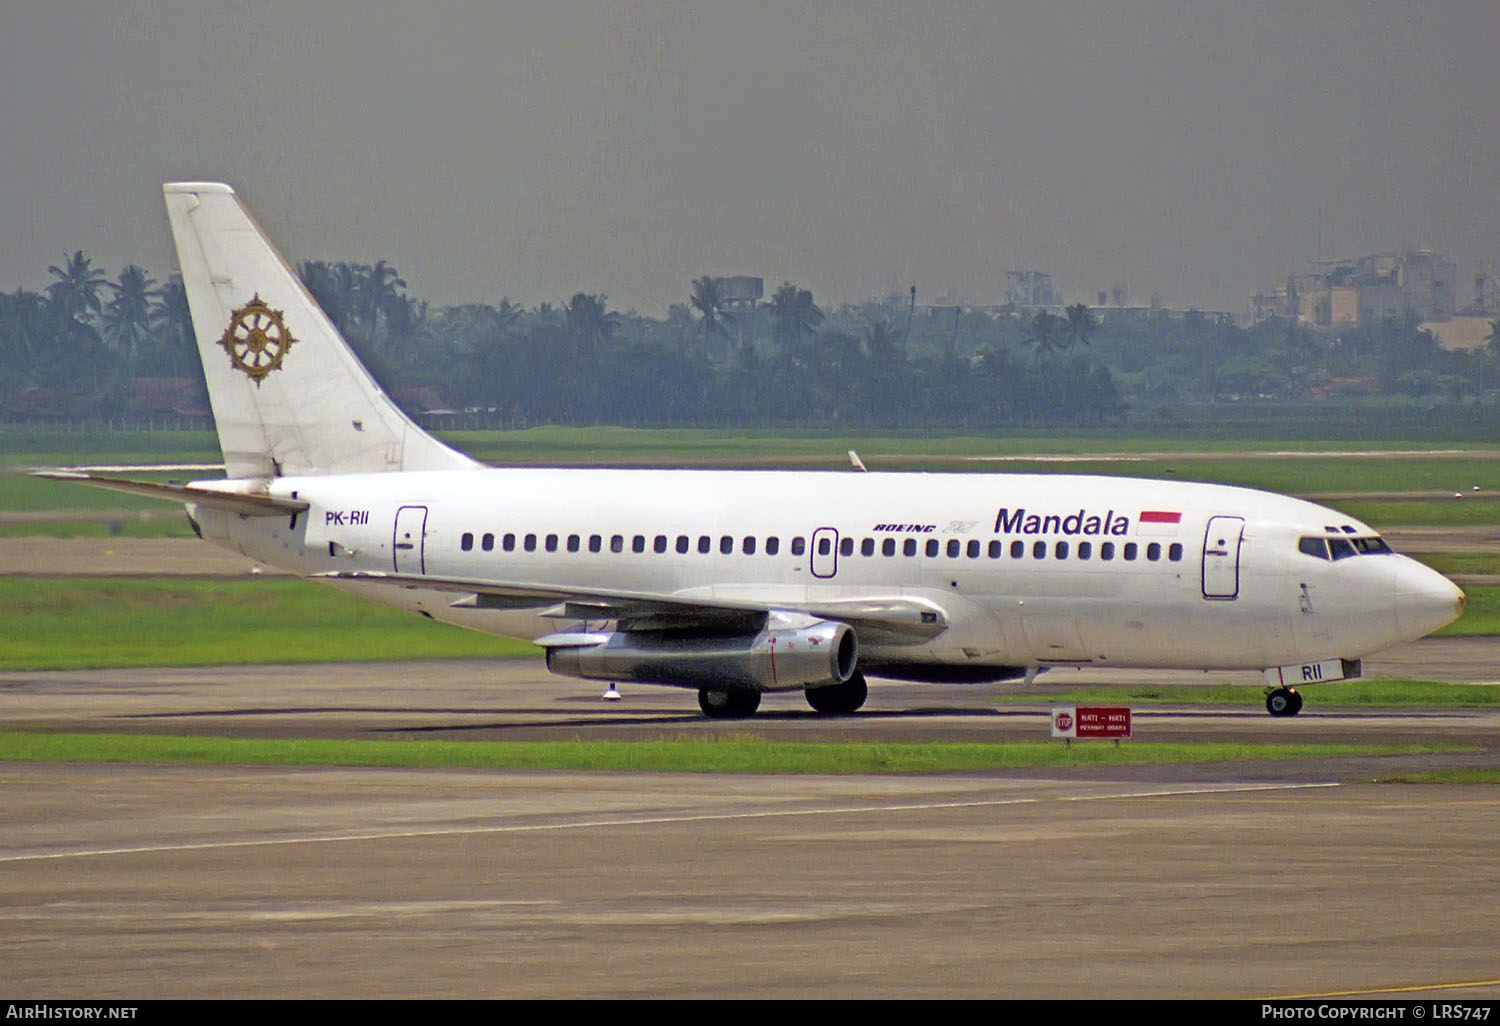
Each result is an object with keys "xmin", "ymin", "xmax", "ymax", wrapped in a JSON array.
[
  {"xmin": 1012, "ymin": 679, "xmax": 1500, "ymax": 707},
  {"xmin": 1377, "ymin": 768, "xmax": 1500, "ymax": 784},
  {"xmin": 0, "ymin": 732, "xmax": 1460, "ymax": 774},
  {"xmin": 0, "ymin": 578, "xmax": 535, "ymax": 670}
]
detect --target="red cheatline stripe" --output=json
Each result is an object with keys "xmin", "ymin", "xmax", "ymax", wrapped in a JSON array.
[{"xmin": 1138, "ymin": 510, "xmax": 1182, "ymax": 524}]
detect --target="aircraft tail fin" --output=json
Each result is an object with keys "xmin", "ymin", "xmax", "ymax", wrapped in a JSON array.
[{"xmin": 163, "ymin": 182, "xmax": 478, "ymax": 479}]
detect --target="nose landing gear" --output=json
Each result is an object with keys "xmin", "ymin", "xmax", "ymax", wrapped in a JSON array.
[{"xmin": 1265, "ymin": 686, "xmax": 1303, "ymax": 717}]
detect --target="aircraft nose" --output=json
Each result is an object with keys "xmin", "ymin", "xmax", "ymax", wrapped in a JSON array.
[{"xmin": 1393, "ymin": 558, "xmax": 1466, "ymax": 639}]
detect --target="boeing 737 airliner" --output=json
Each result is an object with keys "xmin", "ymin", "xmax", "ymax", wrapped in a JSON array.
[{"xmin": 42, "ymin": 183, "xmax": 1467, "ymax": 718}]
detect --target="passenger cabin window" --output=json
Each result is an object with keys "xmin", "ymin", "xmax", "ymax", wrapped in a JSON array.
[
  {"xmin": 1168, "ymin": 543, "xmax": 1183, "ymax": 561},
  {"xmin": 1123, "ymin": 542, "xmax": 1137, "ymax": 560},
  {"xmin": 766, "ymin": 537, "xmax": 780, "ymax": 556},
  {"xmin": 724, "ymin": 535, "xmax": 736, "ymax": 555},
  {"xmin": 524, "ymin": 533, "xmax": 537, "ymax": 552},
  {"xmin": 1055, "ymin": 541, "xmax": 1068, "ymax": 560},
  {"xmin": 632, "ymin": 535, "xmax": 646, "ymax": 553},
  {"xmin": 545, "ymin": 533, "xmax": 558, "ymax": 552},
  {"xmin": 1032, "ymin": 541, "xmax": 1046, "ymax": 559},
  {"xmin": 967, "ymin": 540, "xmax": 981, "ymax": 559},
  {"xmin": 503, "ymin": 533, "xmax": 515, "ymax": 551},
  {"xmin": 461, "ymin": 532, "xmax": 474, "ymax": 552},
  {"xmin": 566, "ymin": 534, "xmax": 580, "ymax": 553},
  {"xmin": 742, "ymin": 536, "xmax": 756, "ymax": 555},
  {"xmin": 1146, "ymin": 542, "xmax": 1161, "ymax": 561},
  {"xmin": 611, "ymin": 534, "xmax": 625, "ymax": 553},
  {"xmin": 926, "ymin": 539, "xmax": 940, "ymax": 558},
  {"xmin": 654, "ymin": 535, "xmax": 668, "ymax": 553},
  {"xmin": 947, "ymin": 539, "xmax": 961, "ymax": 558},
  {"xmin": 839, "ymin": 537, "xmax": 853, "ymax": 557},
  {"xmin": 883, "ymin": 538, "xmax": 896, "ymax": 557},
  {"xmin": 1100, "ymin": 542, "xmax": 1114, "ymax": 560},
  {"xmin": 698, "ymin": 535, "xmax": 711, "ymax": 554},
  {"xmin": 589, "ymin": 534, "xmax": 602, "ymax": 553},
  {"xmin": 989, "ymin": 540, "xmax": 1003, "ymax": 558},
  {"xmin": 676, "ymin": 535, "xmax": 689, "ymax": 554},
  {"xmin": 903, "ymin": 538, "xmax": 917, "ymax": 557},
  {"xmin": 791, "ymin": 538, "xmax": 806, "ymax": 556},
  {"xmin": 482, "ymin": 533, "xmax": 494, "ymax": 552},
  {"xmin": 861, "ymin": 538, "xmax": 875, "ymax": 557},
  {"xmin": 1010, "ymin": 540, "xmax": 1024, "ymax": 559},
  {"xmin": 1077, "ymin": 541, "xmax": 1091, "ymax": 560}
]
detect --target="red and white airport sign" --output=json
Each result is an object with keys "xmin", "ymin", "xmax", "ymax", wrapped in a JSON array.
[{"xmin": 1051, "ymin": 705, "xmax": 1132, "ymax": 740}]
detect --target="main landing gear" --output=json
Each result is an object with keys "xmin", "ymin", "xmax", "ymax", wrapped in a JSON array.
[
  {"xmin": 698, "ymin": 687, "xmax": 762, "ymax": 719},
  {"xmin": 804, "ymin": 671, "xmax": 868, "ymax": 715},
  {"xmin": 697, "ymin": 671, "xmax": 871, "ymax": 719},
  {"xmin": 1265, "ymin": 687, "xmax": 1304, "ymax": 717}
]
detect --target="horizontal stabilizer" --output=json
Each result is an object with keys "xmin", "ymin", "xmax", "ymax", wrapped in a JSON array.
[{"xmin": 33, "ymin": 471, "xmax": 309, "ymax": 518}]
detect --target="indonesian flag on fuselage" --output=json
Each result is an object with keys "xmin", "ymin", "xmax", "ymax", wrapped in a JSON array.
[{"xmin": 1136, "ymin": 510, "xmax": 1182, "ymax": 536}]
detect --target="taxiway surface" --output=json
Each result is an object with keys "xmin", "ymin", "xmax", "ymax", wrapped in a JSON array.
[{"xmin": 3, "ymin": 641, "xmax": 1499, "ymax": 998}]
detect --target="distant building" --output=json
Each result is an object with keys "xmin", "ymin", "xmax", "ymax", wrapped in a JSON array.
[
  {"xmin": 1256, "ymin": 249, "xmax": 1459, "ymax": 328},
  {"xmin": 718, "ymin": 276, "xmax": 764, "ymax": 310},
  {"xmin": 1004, "ymin": 270, "xmax": 1057, "ymax": 309},
  {"xmin": 1424, "ymin": 316, "xmax": 1497, "ymax": 353}
]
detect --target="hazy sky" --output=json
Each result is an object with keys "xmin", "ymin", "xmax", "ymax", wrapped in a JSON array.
[{"xmin": 2, "ymin": 1, "xmax": 1496, "ymax": 316}]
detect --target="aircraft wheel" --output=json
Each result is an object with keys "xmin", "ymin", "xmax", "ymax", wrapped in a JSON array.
[
  {"xmin": 699, "ymin": 687, "xmax": 761, "ymax": 719},
  {"xmin": 805, "ymin": 671, "xmax": 868, "ymax": 715},
  {"xmin": 1265, "ymin": 687, "xmax": 1302, "ymax": 717}
]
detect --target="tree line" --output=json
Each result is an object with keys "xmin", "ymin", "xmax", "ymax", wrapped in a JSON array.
[{"xmin": 4, "ymin": 251, "xmax": 1498, "ymax": 428}]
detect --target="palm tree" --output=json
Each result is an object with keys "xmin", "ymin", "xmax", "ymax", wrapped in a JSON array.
[
  {"xmin": 102, "ymin": 265, "xmax": 160, "ymax": 365},
  {"xmin": 357, "ymin": 259, "xmax": 408, "ymax": 353},
  {"xmin": 690, "ymin": 276, "xmax": 727, "ymax": 355},
  {"xmin": 564, "ymin": 292, "xmax": 618, "ymax": 355},
  {"xmin": 0, "ymin": 287, "xmax": 49, "ymax": 370},
  {"xmin": 149, "ymin": 275, "xmax": 195, "ymax": 378},
  {"xmin": 768, "ymin": 281, "xmax": 822, "ymax": 355},
  {"xmin": 1064, "ymin": 303, "xmax": 1094, "ymax": 351},
  {"xmin": 299, "ymin": 260, "xmax": 354, "ymax": 335},
  {"xmin": 46, "ymin": 251, "xmax": 107, "ymax": 327},
  {"xmin": 1023, "ymin": 310, "xmax": 1062, "ymax": 360}
]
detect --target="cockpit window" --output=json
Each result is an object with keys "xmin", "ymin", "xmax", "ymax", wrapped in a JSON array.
[
  {"xmin": 1302, "ymin": 534, "xmax": 1390, "ymax": 560},
  {"xmin": 1298, "ymin": 537, "xmax": 1329, "ymax": 560}
]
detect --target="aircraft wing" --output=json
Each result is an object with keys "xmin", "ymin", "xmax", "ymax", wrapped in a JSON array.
[
  {"xmin": 318, "ymin": 570, "xmax": 948, "ymax": 644},
  {"xmin": 32, "ymin": 471, "xmax": 310, "ymax": 518}
]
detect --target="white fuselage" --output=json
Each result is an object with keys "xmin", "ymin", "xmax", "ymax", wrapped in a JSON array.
[{"xmin": 187, "ymin": 467, "xmax": 1464, "ymax": 682}]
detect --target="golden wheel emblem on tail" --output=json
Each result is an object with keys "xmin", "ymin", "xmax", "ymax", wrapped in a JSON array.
[{"xmin": 219, "ymin": 295, "xmax": 297, "ymax": 384}]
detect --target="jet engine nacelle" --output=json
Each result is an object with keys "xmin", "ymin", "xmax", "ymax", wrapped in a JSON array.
[{"xmin": 542, "ymin": 614, "xmax": 857, "ymax": 693}]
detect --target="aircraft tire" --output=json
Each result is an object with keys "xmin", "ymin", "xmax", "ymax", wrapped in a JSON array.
[
  {"xmin": 805, "ymin": 671, "xmax": 868, "ymax": 715},
  {"xmin": 1265, "ymin": 687, "xmax": 1302, "ymax": 717},
  {"xmin": 699, "ymin": 687, "xmax": 761, "ymax": 719}
]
